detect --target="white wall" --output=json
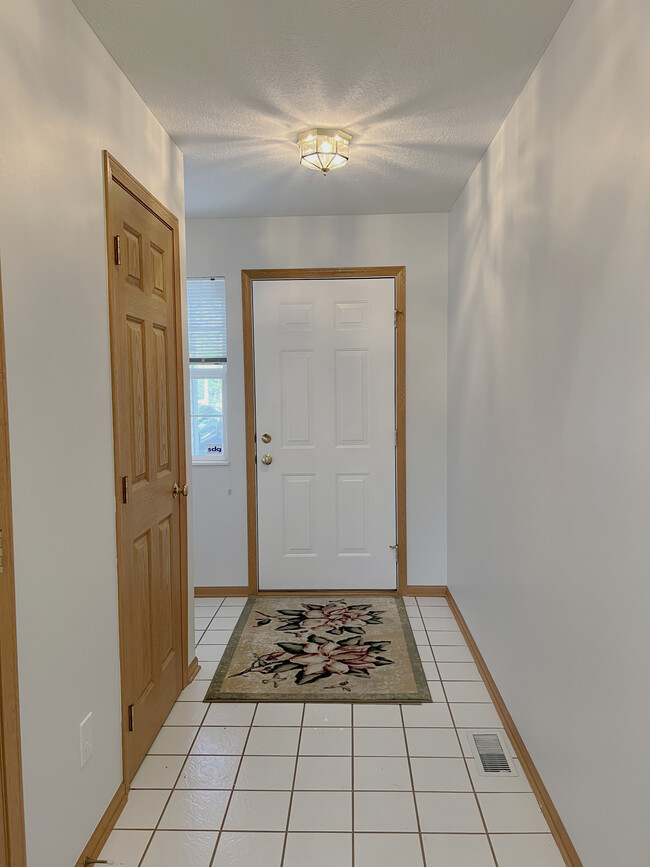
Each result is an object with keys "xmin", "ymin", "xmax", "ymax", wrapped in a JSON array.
[
  {"xmin": 187, "ymin": 214, "xmax": 448, "ymax": 589},
  {"xmin": 448, "ymin": 0, "xmax": 650, "ymax": 864},
  {"xmin": 0, "ymin": 0, "xmax": 190, "ymax": 863}
]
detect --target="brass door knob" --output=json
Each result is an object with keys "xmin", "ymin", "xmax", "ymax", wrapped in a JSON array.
[
  {"xmin": 173, "ymin": 482, "xmax": 189, "ymax": 498},
  {"xmin": 260, "ymin": 454, "xmax": 273, "ymax": 465},
  {"xmin": 261, "ymin": 433, "xmax": 272, "ymax": 444}
]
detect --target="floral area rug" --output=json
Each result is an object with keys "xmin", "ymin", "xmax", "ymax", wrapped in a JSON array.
[{"xmin": 204, "ymin": 595, "xmax": 431, "ymax": 703}]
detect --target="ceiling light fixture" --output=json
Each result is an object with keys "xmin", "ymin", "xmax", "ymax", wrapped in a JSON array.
[{"xmin": 297, "ymin": 128, "xmax": 352, "ymax": 175}]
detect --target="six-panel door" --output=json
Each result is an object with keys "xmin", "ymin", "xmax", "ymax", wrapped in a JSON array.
[
  {"xmin": 253, "ymin": 279, "xmax": 397, "ymax": 591},
  {"xmin": 109, "ymin": 180, "xmax": 184, "ymax": 783}
]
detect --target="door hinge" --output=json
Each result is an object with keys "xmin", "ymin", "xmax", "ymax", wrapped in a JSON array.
[
  {"xmin": 114, "ymin": 234, "xmax": 121, "ymax": 266},
  {"xmin": 122, "ymin": 475, "xmax": 129, "ymax": 504},
  {"xmin": 390, "ymin": 544, "xmax": 399, "ymax": 560},
  {"xmin": 394, "ymin": 308, "xmax": 403, "ymax": 328},
  {"xmin": 128, "ymin": 703, "xmax": 135, "ymax": 732},
  {"xmin": 0, "ymin": 529, "xmax": 4, "ymax": 574},
  {"xmin": 394, "ymin": 430, "xmax": 398, "ymax": 448}
]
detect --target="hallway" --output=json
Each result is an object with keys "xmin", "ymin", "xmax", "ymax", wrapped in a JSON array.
[{"xmin": 99, "ymin": 596, "xmax": 563, "ymax": 866}]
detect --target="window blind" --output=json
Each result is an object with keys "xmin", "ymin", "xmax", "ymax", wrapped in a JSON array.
[{"xmin": 187, "ymin": 277, "xmax": 227, "ymax": 363}]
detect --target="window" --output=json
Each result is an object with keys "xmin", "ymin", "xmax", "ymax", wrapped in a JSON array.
[{"xmin": 187, "ymin": 277, "xmax": 228, "ymax": 462}]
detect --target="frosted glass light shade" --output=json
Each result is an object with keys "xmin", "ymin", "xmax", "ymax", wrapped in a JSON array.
[{"xmin": 297, "ymin": 129, "xmax": 352, "ymax": 174}]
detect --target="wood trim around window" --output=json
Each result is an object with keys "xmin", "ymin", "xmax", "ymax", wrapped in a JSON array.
[
  {"xmin": 0, "ymin": 264, "xmax": 28, "ymax": 867},
  {"xmin": 242, "ymin": 266, "xmax": 407, "ymax": 595}
]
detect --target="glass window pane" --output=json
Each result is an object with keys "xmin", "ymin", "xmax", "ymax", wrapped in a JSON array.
[
  {"xmin": 191, "ymin": 415, "xmax": 224, "ymax": 456},
  {"xmin": 190, "ymin": 377, "xmax": 223, "ymax": 416}
]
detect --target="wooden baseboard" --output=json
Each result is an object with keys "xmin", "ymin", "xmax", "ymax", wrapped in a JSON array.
[
  {"xmin": 187, "ymin": 656, "xmax": 201, "ymax": 683},
  {"xmin": 195, "ymin": 586, "xmax": 249, "ymax": 597},
  {"xmin": 195, "ymin": 586, "xmax": 449, "ymax": 598},
  {"xmin": 402, "ymin": 585, "xmax": 447, "ymax": 597},
  {"xmin": 74, "ymin": 782, "xmax": 127, "ymax": 867},
  {"xmin": 446, "ymin": 590, "xmax": 583, "ymax": 867}
]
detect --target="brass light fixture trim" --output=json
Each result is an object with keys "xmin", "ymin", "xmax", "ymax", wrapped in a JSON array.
[{"xmin": 297, "ymin": 128, "xmax": 352, "ymax": 175}]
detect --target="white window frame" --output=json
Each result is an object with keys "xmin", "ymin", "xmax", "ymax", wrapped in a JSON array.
[{"xmin": 188, "ymin": 277, "xmax": 228, "ymax": 465}]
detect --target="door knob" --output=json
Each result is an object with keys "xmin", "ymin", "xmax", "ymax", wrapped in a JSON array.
[
  {"xmin": 172, "ymin": 482, "xmax": 189, "ymax": 498},
  {"xmin": 260, "ymin": 454, "xmax": 273, "ymax": 465},
  {"xmin": 261, "ymin": 433, "xmax": 272, "ymax": 444}
]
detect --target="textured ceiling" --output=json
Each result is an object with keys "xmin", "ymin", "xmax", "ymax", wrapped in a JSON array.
[{"xmin": 73, "ymin": 0, "xmax": 572, "ymax": 217}]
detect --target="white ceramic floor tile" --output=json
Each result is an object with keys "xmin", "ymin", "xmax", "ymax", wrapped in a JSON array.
[
  {"xmin": 422, "ymin": 833, "xmax": 495, "ymax": 866},
  {"xmin": 194, "ymin": 617, "xmax": 214, "ymax": 629},
  {"xmin": 195, "ymin": 661, "xmax": 219, "ymax": 680},
  {"xmin": 416, "ymin": 597, "xmax": 450, "ymax": 607},
  {"xmin": 424, "ymin": 681, "xmax": 446, "ymax": 702},
  {"xmin": 178, "ymin": 680, "xmax": 209, "ymax": 701},
  {"xmin": 354, "ymin": 726, "xmax": 406, "ymax": 757},
  {"xmin": 213, "ymin": 831, "xmax": 285, "ymax": 867},
  {"xmin": 413, "ymin": 631, "xmax": 429, "ymax": 646},
  {"xmin": 354, "ymin": 756, "xmax": 413, "ymax": 791},
  {"xmin": 196, "ymin": 644, "xmax": 226, "ymax": 662},
  {"xmin": 303, "ymin": 703, "xmax": 352, "ymax": 727},
  {"xmin": 433, "ymin": 645, "xmax": 475, "ymax": 663},
  {"xmin": 176, "ymin": 755, "xmax": 240, "ymax": 789},
  {"xmin": 423, "ymin": 616, "xmax": 459, "ymax": 628},
  {"xmin": 443, "ymin": 681, "xmax": 492, "ymax": 703},
  {"xmin": 164, "ymin": 702, "xmax": 208, "ymax": 726},
  {"xmin": 294, "ymin": 755, "xmax": 352, "ymax": 791},
  {"xmin": 253, "ymin": 702, "xmax": 303, "ymax": 726},
  {"xmin": 402, "ymin": 702, "xmax": 453, "ymax": 727},
  {"xmin": 406, "ymin": 727, "xmax": 462, "ymax": 758},
  {"xmin": 190, "ymin": 726, "xmax": 249, "ymax": 755},
  {"xmin": 131, "ymin": 756, "xmax": 185, "ymax": 789},
  {"xmin": 115, "ymin": 790, "xmax": 170, "ymax": 829},
  {"xmin": 193, "ymin": 603, "xmax": 220, "ymax": 614},
  {"xmin": 235, "ymin": 755, "xmax": 296, "ymax": 790},
  {"xmin": 285, "ymin": 833, "xmax": 352, "ymax": 867},
  {"xmin": 437, "ymin": 662, "xmax": 482, "ymax": 680},
  {"xmin": 354, "ymin": 791, "xmax": 418, "ymax": 832},
  {"xmin": 490, "ymin": 833, "xmax": 565, "ymax": 866},
  {"xmin": 355, "ymin": 833, "xmax": 424, "ymax": 867},
  {"xmin": 289, "ymin": 790, "xmax": 352, "ymax": 831},
  {"xmin": 158, "ymin": 789, "xmax": 230, "ymax": 830},
  {"xmin": 416, "ymin": 792, "xmax": 485, "ymax": 833},
  {"xmin": 244, "ymin": 725, "xmax": 300, "ymax": 755},
  {"xmin": 416, "ymin": 646, "xmax": 434, "ymax": 662},
  {"xmin": 223, "ymin": 790, "xmax": 291, "ymax": 830},
  {"xmin": 478, "ymin": 793, "xmax": 550, "ymax": 833},
  {"xmin": 204, "ymin": 702, "xmax": 256, "ymax": 726},
  {"xmin": 148, "ymin": 726, "xmax": 198, "ymax": 755},
  {"xmin": 210, "ymin": 616, "xmax": 240, "ymax": 629},
  {"xmin": 299, "ymin": 726, "xmax": 352, "ymax": 756},
  {"xmin": 410, "ymin": 757, "xmax": 472, "ymax": 792},
  {"xmin": 200, "ymin": 630, "xmax": 232, "ymax": 644},
  {"xmin": 140, "ymin": 830, "xmax": 218, "ymax": 866},
  {"xmin": 194, "ymin": 597, "xmax": 224, "ymax": 606},
  {"xmin": 427, "ymin": 631, "xmax": 468, "ymax": 646},
  {"xmin": 421, "ymin": 662, "xmax": 441, "ymax": 681},
  {"xmin": 467, "ymin": 758, "xmax": 532, "ymax": 793},
  {"xmin": 98, "ymin": 830, "xmax": 152, "ymax": 867},
  {"xmin": 221, "ymin": 599, "xmax": 246, "ymax": 608},
  {"xmin": 353, "ymin": 704, "xmax": 403, "ymax": 727},
  {"xmin": 451, "ymin": 702, "xmax": 503, "ymax": 728}
]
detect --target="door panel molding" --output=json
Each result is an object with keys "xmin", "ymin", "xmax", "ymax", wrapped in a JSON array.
[
  {"xmin": 104, "ymin": 153, "xmax": 192, "ymax": 786},
  {"xmin": 242, "ymin": 267, "xmax": 407, "ymax": 594},
  {"xmin": 0, "ymin": 264, "xmax": 27, "ymax": 867}
]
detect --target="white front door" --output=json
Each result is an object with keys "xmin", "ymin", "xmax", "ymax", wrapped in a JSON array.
[{"xmin": 253, "ymin": 278, "xmax": 397, "ymax": 591}]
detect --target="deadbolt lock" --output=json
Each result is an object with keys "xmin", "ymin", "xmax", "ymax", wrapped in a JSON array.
[
  {"xmin": 261, "ymin": 433, "xmax": 272, "ymax": 444},
  {"xmin": 260, "ymin": 454, "xmax": 273, "ymax": 465}
]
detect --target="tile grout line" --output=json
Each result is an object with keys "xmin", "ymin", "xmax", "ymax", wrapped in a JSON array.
[
  {"xmin": 208, "ymin": 701, "xmax": 258, "ymax": 867},
  {"xmin": 135, "ymin": 707, "xmax": 207, "ymax": 867},
  {"xmin": 279, "ymin": 703, "xmax": 306, "ymax": 867},
  {"xmin": 417, "ymin": 597, "xmax": 499, "ymax": 867},
  {"xmin": 399, "ymin": 702, "xmax": 429, "ymax": 867}
]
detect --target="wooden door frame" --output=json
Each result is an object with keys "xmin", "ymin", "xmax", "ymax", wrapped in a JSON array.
[
  {"xmin": 0, "ymin": 264, "xmax": 27, "ymax": 867},
  {"xmin": 242, "ymin": 266, "xmax": 407, "ymax": 595},
  {"xmin": 104, "ymin": 153, "xmax": 193, "ymax": 786}
]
